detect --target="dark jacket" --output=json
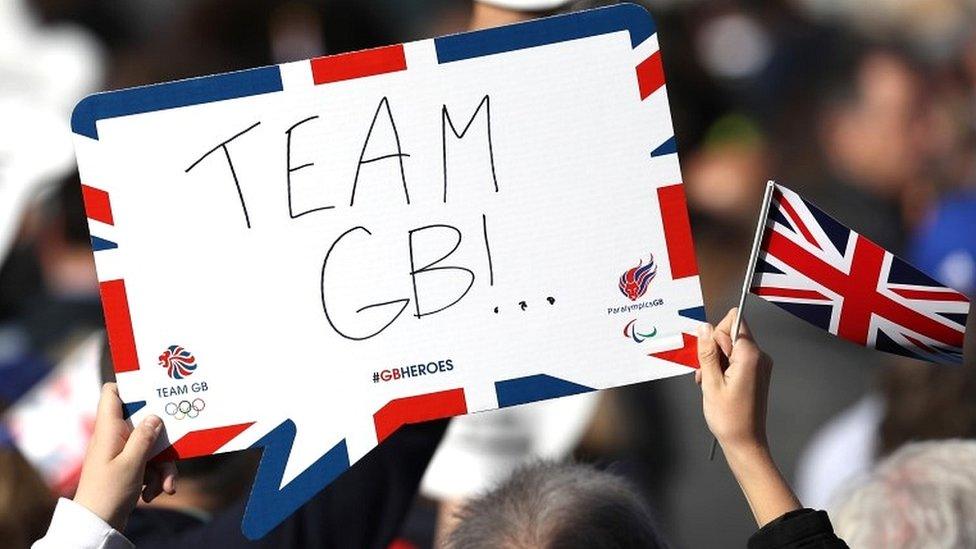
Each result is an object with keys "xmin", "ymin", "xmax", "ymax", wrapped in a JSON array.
[
  {"xmin": 128, "ymin": 419, "xmax": 448, "ymax": 548},
  {"xmin": 749, "ymin": 509, "xmax": 848, "ymax": 549}
]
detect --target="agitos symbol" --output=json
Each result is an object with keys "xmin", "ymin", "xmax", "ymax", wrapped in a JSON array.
[{"xmin": 623, "ymin": 319, "xmax": 657, "ymax": 343}]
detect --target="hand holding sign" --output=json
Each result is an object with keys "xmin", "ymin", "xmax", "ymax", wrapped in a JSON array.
[
  {"xmin": 71, "ymin": 4, "xmax": 704, "ymax": 538},
  {"xmin": 74, "ymin": 384, "xmax": 176, "ymax": 532}
]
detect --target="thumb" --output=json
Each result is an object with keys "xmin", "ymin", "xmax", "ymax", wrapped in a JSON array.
[
  {"xmin": 697, "ymin": 323, "xmax": 723, "ymax": 390},
  {"xmin": 120, "ymin": 415, "xmax": 163, "ymax": 465}
]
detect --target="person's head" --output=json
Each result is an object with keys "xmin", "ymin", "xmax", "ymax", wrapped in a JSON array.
[
  {"xmin": 34, "ymin": 174, "xmax": 98, "ymax": 299},
  {"xmin": 831, "ymin": 439, "xmax": 976, "ymax": 547},
  {"xmin": 878, "ymin": 294, "xmax": 976, "ymax": 456},
  {"xmin": 818, "ymin": 47, "xmax": 928, "ymax": 198},
  {"xmin": 470, "ymin": 1, "xmax": 644, "ymax": 31},
  {"xmin": 446, "ymin": 461, "xmax": 665, "ymax": 549},
  {"xmin": 879, "ymin": 358, "xmax": 976, "ymax": 456}
]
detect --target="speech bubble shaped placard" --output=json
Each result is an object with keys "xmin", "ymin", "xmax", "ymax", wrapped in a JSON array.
[{"xmin": 71, "ymin": 4, "xmax": 704, "ymax": 538}]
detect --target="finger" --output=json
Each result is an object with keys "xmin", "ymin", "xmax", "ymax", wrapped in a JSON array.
[
  {"xmin": 160, "ymin": 461, "xmax": 178, "ymax": 495},
  {"xmin": 120, "ymin": 415, "xmax": 163, "ymax": 465},
  {"xmin": 142, "ymin": 466, "xmax": 163, "ymax": 503},
  {"xmin": 714, "ymin": 308, "xmax": 738, "ymax": 339},
  {"xmin": 91, "ymin": 383, "xmax": 126, "ymax": 458},
  {"xmin": 735, "ymin": 314, "xmax": 755, "ymax": 342},
  {"xmin": 714, "ymin": 329, "xmax": 733, "ymax": 358},
  {"xmin": 93, "ymin": 383, "xmax": 123, "ymax": 439},
  {"xmin": 696, "ymin": 324, "xmax": 724, "ymax": 390},
  {"xmin": 729, "ymin": 337, "xmax": 763, "ymax": 376}
]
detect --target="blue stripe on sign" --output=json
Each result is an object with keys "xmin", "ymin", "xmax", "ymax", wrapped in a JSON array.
[
  {"xmin": 121, "ymin": 401, "xmax": 146, "ymax": 419},
  {"xmin": 434, "ymin": 3, "xmax": 656, "ymax": 64},
  {"xmin": 679, "ymin": 306, "xmax": 706, "ymax": 322},
  {"xmin": 495, "ymin": 374, "xmax": 594, "ymax": 408},
  {"xmin": 91, "ymin": 235, "xmax": 118, "ymax": 251},
  {"xmin": 242, "ymin": 420, "xmax": 350, "ymax": 540},
  {"xmin": 650, "ymin": 136, "xmax": 677, "ymax": 157},
  {"xmin": 71, "ymin": 66, "xmax": 283, "ymax": 140}
]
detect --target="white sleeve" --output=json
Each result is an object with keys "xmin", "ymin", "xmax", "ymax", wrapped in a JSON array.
[{"xmin": 33, "ymin": 498, "xmax": 134, "ymax": 549}]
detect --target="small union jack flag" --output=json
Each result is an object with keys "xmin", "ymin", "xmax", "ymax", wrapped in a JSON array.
[{"xmin": 751, "ymin": 184, "xmax": 969, "ymax": 364}]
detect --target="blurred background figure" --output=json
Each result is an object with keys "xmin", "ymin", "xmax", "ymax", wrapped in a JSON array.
[
  {"xmin": 0, "ymin": 0, "xmax": 104, "ymax": 413},
  {"xmin": 0, "ymin": 3, "xmax": 106, "ymax": 548},
  {"xmin": 0, "ymin": 0, "xmax": 102, "ymax": 272},
  {"xmin": 0, "ymin": 439, "xmax": 55, "ymax": 549},
  {"xmin": 421, "ymin": 392, "xmax": 598, "ymax": 546},
  {"xmin": 796, "ymin": 209, "xmax": 976, "ymax": 510},
  {"xmin": 831, "ymin": 439, "xmax": 976, "ymax": 547},
  {"xmin": 1, "ymin": 0, "xmax": 976, "ymax": 547},
  {"xmin": 445, "ymin": 462, "xmax": 666, "ymax": 549}
]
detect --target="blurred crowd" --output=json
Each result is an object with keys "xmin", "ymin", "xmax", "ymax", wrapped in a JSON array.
[{"xmin": 2, "ymin": 0, "xmax": 976, "ymax": 547}]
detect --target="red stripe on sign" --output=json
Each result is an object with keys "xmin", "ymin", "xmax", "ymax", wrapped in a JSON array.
[
  {"xmin": 890, "ymin": 287, "xmax": 969, "ymax": 303},
  {"xmin": 99, "ymin": 280, "xmax": 139, "ymax": 373},
  {"xmin": 152, "ymin": 423, "xmax": 254, "ymax": 462},
  {"xmin": 636, "ymin": 51, "xmax": 665, "ymax": 100},
  {"xmin": 752, "ymin": 287, "xmax": 830, "ymax": 301},
  {"xmin": 657, "ymin": 184, "xmax": 699, "ymax": 279},
  {"xmin": 374, "ymin": 388, "xmax": 466, "ymax": 443},
  {"xmin": 650, "ymin": 333, "xmax": 699, "ymax": 369},
  {"xmin": 311, "ymin": 44, "xmax": 407, "ymax": 85},
  {"xmin": 80, "ymin": 185, "xmax": 114, "ymax": 225}
]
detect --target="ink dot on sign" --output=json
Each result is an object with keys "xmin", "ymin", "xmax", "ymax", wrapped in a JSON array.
[
  {"xmin": 546, "ymin": 296, "xmax": 555, "ymax": 305},
  {"xmin": 493, "ymin": 306, "xmax": 499, "ymax": 313},
  {"xmin": 519, "ymin": 301, "xmax": 527, "ymax": 311}
]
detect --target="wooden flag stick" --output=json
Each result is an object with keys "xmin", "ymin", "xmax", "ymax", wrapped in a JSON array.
[{"xmin": 709, "ymin": 180, "xmax": 777, "ymax": 461}]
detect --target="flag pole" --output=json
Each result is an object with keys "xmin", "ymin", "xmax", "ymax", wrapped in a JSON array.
[
  {"xmin": 731, "ymin": 180, "xmax": 777, "ymax": 340},
  {"xmin": 709, "ymin": 180, "xmax": 777, "ymax": 461}
]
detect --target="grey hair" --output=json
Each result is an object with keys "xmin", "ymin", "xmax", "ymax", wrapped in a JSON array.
[
  {"xmin": 445, "ymin": 461, "xmax": 666, "ymax": 549},
  {"xmin": 830, "ymin": 439, "xmax": 976, "ymax": 548}
]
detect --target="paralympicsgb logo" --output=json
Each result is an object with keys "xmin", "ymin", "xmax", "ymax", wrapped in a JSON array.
[
  {"xmin": 618, "ymin": 254, "xmax": 657, "ymax": 301},
  {"xmin": 159, "ymin": 345, "xmax": 197, "ymax": 379}
]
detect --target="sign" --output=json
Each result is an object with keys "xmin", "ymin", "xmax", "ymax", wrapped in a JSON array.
[{"xmin": 71, "ymin": 4, "xmax": 704, "ymax": 538}]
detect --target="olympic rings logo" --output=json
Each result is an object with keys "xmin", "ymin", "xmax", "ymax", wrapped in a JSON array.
[{"xmin": 164, "ymin": 398, "xmax": 206, "ymax": 420}]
